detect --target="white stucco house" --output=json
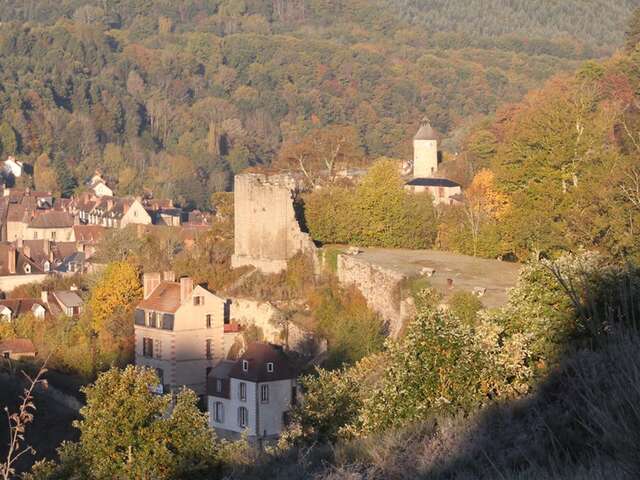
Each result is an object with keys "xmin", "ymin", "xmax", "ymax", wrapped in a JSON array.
[
  {"xmin": 3, "ymin": 157, "xmax": 24, "ymax": 178},
  {"xmin": 207, "ymin": 342, "xmax": 298, "ymax": 442}
]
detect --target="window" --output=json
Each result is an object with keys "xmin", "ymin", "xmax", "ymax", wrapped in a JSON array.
[
  {"xmin": 215, "ymin": 402, "xmax": 224, "ymax": 423},
  {"xmin": 142, "ymin": 337, "xmax": 153, "ymax": 358},
  {"xmin": 33, "ymin": 232, "xmax": 38, "ymax": 239},
  {"xmin": 237, "ymin": 407, "xmax": 248, "ymax": 428},
  {"xmin": 3, "ymin": 351, "xmax": 9, "ymax": 359},
  {"xmin": 216, "ymin": 379, "xmax": 223, "ymax": 393},
  {"xmin": 193, "ymin": 296, "xmax": 204, "ymax": 306},
  {"xmin": 146, "ymin": 311, "xmax": 157, "ymax": 328},
  {"xmin": 239, "ymin": 382, "xmax": 247, "ymax": 402},
  {"xmin": 260, "ymin": 384, "xmax": 269, "ymax": 404},
  {"xmin": 24, "ymin": 264, "xmax": 31, "ymax": 274},
  {"xmin": 266, "ymin": 362, "xmax": 274, "ymax": 373},
  {"xmin": 156, "ymin": 368, "xmax": 164, "ymax": 385},
  {"xmin": 242, "ymin": 360, "xmax": 249, "ymax": 372},
  {"xmin": 206, "ymin": 339, "xmax": 213, "ymax": 359},
  {"xmin": 51, "ymin": 231, "xmax": 56, "ymax": 240},
  {"xmin": 206, "ymin": 314, "xmax": 212, "ymax": 328}
]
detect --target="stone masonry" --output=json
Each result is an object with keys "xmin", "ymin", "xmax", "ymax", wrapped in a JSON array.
[{"xmin": 231, "ymin": 173, "xmax": 317, "ymax": 274}]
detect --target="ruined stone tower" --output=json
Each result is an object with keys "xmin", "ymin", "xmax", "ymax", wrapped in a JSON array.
[
  {"xmin": 413, "ymin": 117, "xmax": 440, "ymax": 178},
  {"xmin": 231, "ymin": 173, "xmax": 317, "ymax": 274}
]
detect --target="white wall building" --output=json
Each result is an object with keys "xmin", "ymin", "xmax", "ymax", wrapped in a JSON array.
[
  {"xmin": 207, "ymin": 342, "xmax": 297, "ymax": 441},
  {"xmin": 405, "ymin": 117, "xmax": 462, "ymax": 205},
  {"xmin": 3, "ymin": 157, "xmax": 24, "ymax": 178}
]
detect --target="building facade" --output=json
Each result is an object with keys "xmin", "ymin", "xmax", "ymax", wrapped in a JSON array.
[
  {"xmin": 134, "ymin": 272, "xmax": 232, "ymax": 395},
  {"xmin": 207, "ymin": 342, "xmax": 297, "ymax": 441}
]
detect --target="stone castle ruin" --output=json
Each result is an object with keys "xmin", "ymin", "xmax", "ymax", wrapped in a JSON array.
[{"xmin": 231, "ymin": 173, "xmax": 317, "ymax": 274}]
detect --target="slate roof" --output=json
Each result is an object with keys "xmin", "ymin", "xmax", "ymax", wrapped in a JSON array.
[
  {"xmin": 406, "ymin": 177, "xmax": 461, "ymax": 188},
  {"xmin": 414, "ymin": 118, "xmax": 441, "ymax": 141},
  {"xmin": 137, "ymin": 282, "xmax": 182, "ymax": 313},
  {"xmin": 52, "ymin": 290, "xmax": 83, "ymax": 309},
  {"xmin": 229, "ymin": 342, "xmax": 296, "ymax": 383}
]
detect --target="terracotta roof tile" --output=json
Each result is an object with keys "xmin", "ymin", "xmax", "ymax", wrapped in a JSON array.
[
  {"xmin": 137, "ymin": 282, "xmax": 182, "ymax": 313},
  {"xmin": 28, "ymin": 211, "xmax": 74, "ymax": 228},
  {"xmin": 0, "ymin": 338, "xmax": 36, "ymax": 354}
]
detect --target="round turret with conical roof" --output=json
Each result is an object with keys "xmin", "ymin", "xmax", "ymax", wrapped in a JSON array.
[{"xmin": 413, "ymin": 117, "xmax": 439, "ymax": 177}]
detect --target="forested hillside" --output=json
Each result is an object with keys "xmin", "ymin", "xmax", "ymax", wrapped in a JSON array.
[{"xmin": 0, "ymin": 0, "xmax": 634, "ymax": 208}]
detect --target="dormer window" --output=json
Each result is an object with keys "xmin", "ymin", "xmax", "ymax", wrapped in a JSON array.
[
  {"xmin": 267, "ymin": 362, "xmax": 274, "ymax": 373},
  {"xmin": 242, "ymin": 360, "xmax": 249, "ymax": 372}
]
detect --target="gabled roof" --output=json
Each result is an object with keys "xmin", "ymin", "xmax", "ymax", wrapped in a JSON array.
[
  {"xmin": 0, "ymin": 298, "xmax": 49, "ymax": 318},
  {"xmin": 229, "ymin": 342, "xmax": 296, "ymax": 383},
  {"xmin": 137, "ymin": 282, "xmax": 182, "ymax": 313},
  {"xmin": 414, "ymin": 118, "xmax": 440, "ymax": 141},
  {"xmin": 73, "ymin": 225, "xmax": 106, "ymax": 243},
  {"xmin": 52, "ymin": 290, "xmax": 83, "ymax": 309},
  {"xmin": 406, "ymin": 177, "xmax": 461, "ymax": 188},
  {"xmin": 0, "ymin": 338, "xmax": 35, "ymax": 354},
  {"xmin": 28, "ymin": 211, "xmax": 74, "ymax": 229}
]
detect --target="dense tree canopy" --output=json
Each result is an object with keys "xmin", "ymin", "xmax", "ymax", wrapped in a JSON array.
[{"xmin": 0, "ymin": 0, "xmax": 633, "ymax": 209}]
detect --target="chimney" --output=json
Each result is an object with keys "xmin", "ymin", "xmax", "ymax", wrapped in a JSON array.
[
  {"xmin": 7, "ymin": 246, "xmax": 16, "ymax": 274},
  {"xmin": 180, "ymin": 277, "xmax": 193, "ymax": 304},
  {"xmin": 143, "ymin": 272, "xmax": 162, "ymax": 299},
  {"xmin": 43, "ymin": 239, "xmax": 50, "ymax": 255},
  {"xmin": 163, "ymin": 271, "xmax": 175, "ymax": 282},
  {"xmin": 41, "ymin": 290, "xmax": 49, "ymax": 304}
]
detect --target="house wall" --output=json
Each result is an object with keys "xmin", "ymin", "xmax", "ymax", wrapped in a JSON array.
[
  {"xmin": 27, "ymin": 226, "xmax": 75, "ymax": 242},
  {"xmin": 208, "ymin": 378, "xmax": 295, "ymax": 438},
  {"xmin": 121, "ymin": 201, "xmax": 152, "ymax": 228},
  {"xmin": 93, "ymin": 183, "xmax": 113, "ymax": 197},
  {"xmin": 0, "ymin": 274, "xmax": 49, "ymax": 293},
  {"xmin": 413, "ymin": 139, "xmax": 438, "ymax": 177},
  {"xmin": 7, "ymin": 221, "xmax": 27, "ymax": 241},
  {"xmin": 406, "ymin": 184, "xmax": 462, "ymax": 205},
  {"xmin": 231, "ymin": 174, "xmax": 317, "ymax": 274},
  {"xmin": 135, "ymin": 285, "xmax": 229, "ymax": 395}
]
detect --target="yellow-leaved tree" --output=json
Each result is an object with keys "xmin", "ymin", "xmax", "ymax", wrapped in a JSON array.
[
  {"xmin": 463, "ymin": 169, "xmax": 510, "ymax": 256},
  {"xmin": 89, "ymin": 262, "xmax": 142, "ymax": 332}
]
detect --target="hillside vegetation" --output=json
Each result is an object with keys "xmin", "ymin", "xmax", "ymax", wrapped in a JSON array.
[{"xmin": 0, "ymin": 0, "xmax": 634, "ymax": 208}]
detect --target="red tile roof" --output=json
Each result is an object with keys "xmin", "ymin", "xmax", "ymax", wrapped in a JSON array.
[
  {"xmin": 73, "ymin": 225, "xmax": 106, "ymax": 243},
  {"xmin": 0, "ymin": 338, "xmax": 36, "ymax": 354},
  {"xmin": 28, "ymin": 211, "xmax": 74, "ymax": 228},
  {"xmin": 137, "ymin": 282, "xmax": 182, "ymax": 313}
]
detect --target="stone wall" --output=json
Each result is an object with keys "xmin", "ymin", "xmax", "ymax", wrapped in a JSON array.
[
  {"xmin": 230, "ymin": 298, "xmax": 324, "ymax": 355},
  {"xmin": 336, "ymin": 253, "xmax": 413, "ymax": 338},
  {"xmin": 0, "ymin": 273, "xmax": 49, "ymax": 293},
  {"xmin": 231, "ymin": 173, "xmax": 317, "ymax": 274}
]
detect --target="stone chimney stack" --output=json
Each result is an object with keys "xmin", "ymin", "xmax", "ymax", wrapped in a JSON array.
[
  {"xmin": 7, "ymin": 246, "xmax": 16, "ymax": 274},
  {"xmin": 143, "ymin": 272, "xmax": 162, "ymax": 299},
  {"xmin": 180, "ymin": 277, "xmax": 193, "ymax": 305},
  {"xmin": 163, "ymin": 271, "xmax": 176, "ymax": 282}
]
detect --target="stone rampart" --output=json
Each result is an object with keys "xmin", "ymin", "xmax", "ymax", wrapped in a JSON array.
[{"xmin": 336, "ymin": 253, "xmax": 412, "ymax": 337}]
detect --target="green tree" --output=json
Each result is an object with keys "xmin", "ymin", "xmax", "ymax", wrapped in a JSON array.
[
  {"xmin": 30, "ymin": 366, "xmax": 221, "ymax": 479},
  {"xmin": 0, "ymin": 121, "xmax": 17, "ymax": 156}
]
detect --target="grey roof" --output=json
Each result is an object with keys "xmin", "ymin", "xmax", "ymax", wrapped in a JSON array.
[
  {"xmin": 407, "ymin": 177, "xmax": 460, "ymax": 188},
  {"xmin": 209, "ymin": 359, "xmax": 235, "ymax": 379},
  {"xmin": 414, "ymin": 118, "xmax": 440, "ymax": 141},
  {"xmin": 53, "ymin": 290, "xmax": 83, "ymax": 308}
]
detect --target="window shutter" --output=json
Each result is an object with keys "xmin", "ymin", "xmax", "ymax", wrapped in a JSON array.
[
  {"xmin": 162, "ymin": 313, "xmax": 174, "ymax": 330},
  {"xmin": 134, "ymin": 309, "xmax": 145, "ymax": 326}
]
